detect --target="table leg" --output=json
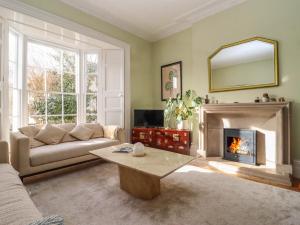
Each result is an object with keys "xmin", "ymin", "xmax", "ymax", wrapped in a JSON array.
[{"xmin": 118, "ymin": 165, "xmax": 160, "ymax": 200}]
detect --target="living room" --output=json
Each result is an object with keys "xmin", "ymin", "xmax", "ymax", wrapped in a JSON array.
[{"xmin": 0, "ymin": 0, "xmax": 299, "ymax": 225}]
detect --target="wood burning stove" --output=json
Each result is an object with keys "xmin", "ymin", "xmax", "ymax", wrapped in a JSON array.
[{"xmin": 223, "ymin": 128, "xmax": 257, "ymax": 165}]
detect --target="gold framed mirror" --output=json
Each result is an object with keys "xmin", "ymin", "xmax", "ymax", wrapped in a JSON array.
[{"xmin": 208, "ymin": 37, "xmax": 279, "ymax": 93}]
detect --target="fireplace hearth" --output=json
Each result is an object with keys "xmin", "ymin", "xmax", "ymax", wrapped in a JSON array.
[{"xmin": 224, "ymin": 129, "xmax": 257, "ymax": 165}]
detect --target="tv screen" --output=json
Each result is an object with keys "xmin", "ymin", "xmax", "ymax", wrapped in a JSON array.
[{"xmin": 134, "ymin": 110, "xmax": 164, "ymax": 127}]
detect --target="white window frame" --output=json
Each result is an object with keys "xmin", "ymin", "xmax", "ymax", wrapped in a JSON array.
[
  {"xmin": 0, "ymin": 1, "xmax": 130, "ymax": 141},
  {"xmin": 24, "ymin": 38, "xmax": 80, "ymax": 125},
  {"xmin": 8, "ymin": 29, "xmax": 23, "ymax": 131},
  {"xmin": 82, "ymin": 50, "xmax": 102, "ymax": 124}
]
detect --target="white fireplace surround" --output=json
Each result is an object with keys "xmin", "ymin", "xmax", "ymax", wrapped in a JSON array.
[{"xmin": 198, "ymin": 102, "xmax": 292, "ymax": 182}]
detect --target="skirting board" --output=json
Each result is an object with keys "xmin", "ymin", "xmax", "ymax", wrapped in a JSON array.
[{"xmin": 293, "ymin": 160, "xmax": 300, "ymax": 179}]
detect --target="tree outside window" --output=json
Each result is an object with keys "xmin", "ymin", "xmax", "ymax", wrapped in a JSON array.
[{"xmin": 27, "ymin": 42, "xmax": 78, "ymax": 125}]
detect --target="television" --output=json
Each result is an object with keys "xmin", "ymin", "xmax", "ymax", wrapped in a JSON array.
[{"xmin": 134, "ymin": 109, "xmax": 164, "ymax": 127}]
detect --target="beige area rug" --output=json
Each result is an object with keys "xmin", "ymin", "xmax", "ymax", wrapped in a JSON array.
[{"xmin": 26, "ymin": 162, "xmax": 300, "ymax": 225}]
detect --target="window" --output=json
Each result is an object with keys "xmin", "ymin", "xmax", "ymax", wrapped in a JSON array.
[
  {"xmin": 85, "ymin": 53, "xmax": 99, "ymax": 123},
  {"xmin": 27, "ymin": 41, "xmax": 78, "ymax": 125},
  {"xmin": 8, "ymin": 31, "xmax": 22, "ymax": 131}
]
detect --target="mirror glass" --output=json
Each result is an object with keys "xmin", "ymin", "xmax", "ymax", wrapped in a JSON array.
[{"xmin": 209, "ymin": 37, "xmax": 278, "ymax": 92}]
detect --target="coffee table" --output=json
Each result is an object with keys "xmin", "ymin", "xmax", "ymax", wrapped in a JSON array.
[{"xmin": 90, "ymin": 144, "xmax": 194, "ymax": 200}]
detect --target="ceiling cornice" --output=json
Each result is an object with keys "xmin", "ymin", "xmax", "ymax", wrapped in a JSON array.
[{"xmin": 61, "ymin": 0, "xmax": 247, "ymax": 42}]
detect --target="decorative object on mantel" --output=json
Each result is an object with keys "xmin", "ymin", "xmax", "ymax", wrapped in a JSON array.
[
  {"xmin": 270, "ymin": 97, "xmax": 277, "ymax": 102},
  {"xmin": 262, "ymin": 93, "xmax": 270, "ymax": 102},
  {"xmin": 161, "ymin": 61, "xmax": 182, "ymax": 101},
  {"xmin": 204, "ymin": 95, "xmax": 210, "ymax": 104},
  {"xmin": 278, "ymin": 97, "xmax": 286, "ymax": 102},
  {"xmin": 254, "ymin": 97, "xmax": 260, "ymax": 103},
  {"xmin": 164, "ymin": 90, "xmax": 202, "ymax": 130},
  {"xmin": 132, "ymin": 142, "xmax": 146, "ymax": 157}
]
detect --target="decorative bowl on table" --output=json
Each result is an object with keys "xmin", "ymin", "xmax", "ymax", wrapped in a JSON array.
[{"xmin": 132, "ymin": 142, "xmax": 146, "ymax": 157}]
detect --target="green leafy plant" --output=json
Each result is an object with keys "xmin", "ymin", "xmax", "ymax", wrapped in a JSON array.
[{"xmin": 164, "ymin": 90, "xmax": 202, "ymax": 127}]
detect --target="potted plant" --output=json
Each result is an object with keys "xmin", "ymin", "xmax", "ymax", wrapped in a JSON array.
[{"xmin": 164, "ymin": 90, "xmax": 202, "ymax": 130}]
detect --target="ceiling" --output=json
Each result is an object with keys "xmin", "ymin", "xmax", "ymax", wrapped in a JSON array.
[{"xmin": 61, "ymin": 0, "xmax": 247, "ymax": 42}]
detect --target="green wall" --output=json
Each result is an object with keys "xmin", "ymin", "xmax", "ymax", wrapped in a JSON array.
[
  {"xmin": 152, "ymin": 0, "xmax": 300, "ymax": 160},
  {"xmin": 20, "ymin": 0, "xmax": 154, "ymax": 109}
]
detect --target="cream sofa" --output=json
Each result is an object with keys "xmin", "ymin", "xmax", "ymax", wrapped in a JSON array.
[
  {"xmin": 0, "ymin": 141, "xmax": 43, "ymax": 225},
  {"xmin": 10, "ymin": 124, "xmax": 125, "ymax": 177}
]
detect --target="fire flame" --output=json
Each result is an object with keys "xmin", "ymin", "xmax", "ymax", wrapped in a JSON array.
[{"xmin": 229, "ymin": 137, "xmax": 241, "ymax": 153}]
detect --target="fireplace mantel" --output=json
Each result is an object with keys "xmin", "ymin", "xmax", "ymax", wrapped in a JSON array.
[{"xmin": 199, "ymin": 102, "xmax": 292, "ymax": 185}]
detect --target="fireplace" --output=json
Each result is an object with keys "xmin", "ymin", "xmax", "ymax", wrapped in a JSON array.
[{"xmin": 224, "ymin": 129, "xmax": 257, "ymax": 165}]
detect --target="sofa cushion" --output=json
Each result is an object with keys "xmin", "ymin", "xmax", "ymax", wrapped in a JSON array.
[
  {"xmin": 30, "ymin": 138, "xmax": 119, "ymax": 166},
  {"xmin": 19, "ymin": 126, "xmax": 45, "ymax": 149},
  {"xmin": 103, "ymin": 125, "xmax": 119, "ymax": 140},
  {"xmin": 35, "ymin": 124, "xmax": 66, "ymax": 145},
  {"xmin": 55, "ymin": 123, "xmax": 77, "ymax": 143},
  {"xmin": 0, "ymin": 164, "xmax": 42, "ymax": 225},
  {"xmin": 83, "ymin": 123, "xmax": 104, "ymax": 138},
  {"xmin": 69, "ymin": 125, "xmax": 94, "ymax": 141}
]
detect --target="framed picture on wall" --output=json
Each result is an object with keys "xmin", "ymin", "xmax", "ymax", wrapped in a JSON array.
[{"xmin": 161, "ymin": 61, "xmax": 182, "ymax": 101}]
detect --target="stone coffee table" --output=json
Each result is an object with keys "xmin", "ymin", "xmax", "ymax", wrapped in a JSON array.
[{"xmin": 90, "ymin": 144, "xmax": 194, "ymax": 200}]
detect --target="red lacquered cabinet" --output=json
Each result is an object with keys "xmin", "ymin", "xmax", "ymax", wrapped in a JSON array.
[{"xmin": 131, "ymin": 127, "xmax": 191, "ymax": 155}]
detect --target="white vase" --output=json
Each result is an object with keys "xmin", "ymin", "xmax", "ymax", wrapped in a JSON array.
[{"xmin": 177, "ymin": 120, "xmax": 189, "ymax": 130}]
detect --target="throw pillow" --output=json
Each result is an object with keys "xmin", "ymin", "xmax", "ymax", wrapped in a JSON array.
[
  {"xmin": 28, "ymin": 215, "xmax": 64, "ymax": 225},
  {"xmin": 55, "ymin": 123, "xmax": 77, "ymax": 143},
  {"xmin": 69, "ymin": 125, "xmax": 94, "ymax": 141},
  {"xmin": 35, "ymin": 124, "xmax": 66, "ymax": 145},
  {"xmin": 18, "ymin": 126, "xmax": 45, "ymax": 149},
  {"xmin": 83, "ymin": 123, "xmax": 104, "ymax": 138},
  {"xmin": 103, "ymin": 125, "xmax": 119, "ymax": 140}
]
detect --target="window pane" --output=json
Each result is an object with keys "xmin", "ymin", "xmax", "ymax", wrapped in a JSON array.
[
  {"xmin": 64, "ymin": 115, "xmax": 77, "ymax": 123},
  {"xmin": 86, "ymin": 54, "xmax": 98, "ymax": 74},
  {"xmin": 63, "ymin": 73, "xmax": 76, "ymax": 93},
  {"xmin": 9, "ymin": 32, "xmax": 17, "ymax": 62},
  {"xmin": 86, "ymin": 114, "xmax": 97, "ymax": 123},
  {"xmin": 64, "ymin": 95, "xmax": 77, "ymax": 114},
  {"xmin": 28, "ymin": 116, "xmax": 46, "ymax": 126},
  {"xmin": 27, "ymin": 67, "xmax": 45, "ymax": 91},
  {"xmin": 10, "ymin": 117, "xmax": 20, "ymax": 131},
  {"xmin": 86, "ymin": 94, "xmax": 97, "ymax": 114},
  {"xmin": 28, "ymin": 42, "xmax": 60, "ymax": 71},
  {"xmin": 46, "ymin": 70, "xmax": 61, "ymax": 92},
  {"xmin": 10, "ymin": 89, "xmax": 21, "ymax": 117},
  {"xmin": 63, "ymin": 51, "xmax": 76, "ymax": 73},
  {"xmin": 9, "ymin": 62, "xmax": 17, "ymax": 87},
  {"xmin": 47, "ymin": 116, "xmax": 62, "ymax": 124},
  {"xmin": 47, "ymin": 94, "xmax": 62, "ymax": 115},
  {"xmin": 28, "ymin": 92, "xmax": 46, "ymax": 115},
  {"xmin": 86, "ymin": 74, "xmax": 97, "ymax": 93}
]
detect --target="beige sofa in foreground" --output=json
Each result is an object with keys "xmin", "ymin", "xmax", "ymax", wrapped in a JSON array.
[
  {"xmin": 0, "ymin": 141, "xmax": 43, "ymax": 225},
  {"xmin": 10, "ymin": 124, "xmax": 125, "ymax": 177}
]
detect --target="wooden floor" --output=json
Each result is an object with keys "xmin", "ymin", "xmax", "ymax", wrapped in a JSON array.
[{"xmin": 190, "ymin": 158, "xmax": 300, "ymax": 192}]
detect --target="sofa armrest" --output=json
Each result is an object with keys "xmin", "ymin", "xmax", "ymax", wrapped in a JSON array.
[
  {"xmin": 103, "ymin": 125, "xmax": 125, "ymax": 143},
  {"xmin": 10, "ymin": 132, "xmax": 30, "ymax": 172},
  {"xmin": 0, "ymin": 141, "xmax": 9, "ymax": 163}
]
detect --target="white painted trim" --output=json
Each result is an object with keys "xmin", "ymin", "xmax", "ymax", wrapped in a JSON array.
[{"xmin": 0, "ymin": 0, "xmax": 131, "ymax": 140}]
